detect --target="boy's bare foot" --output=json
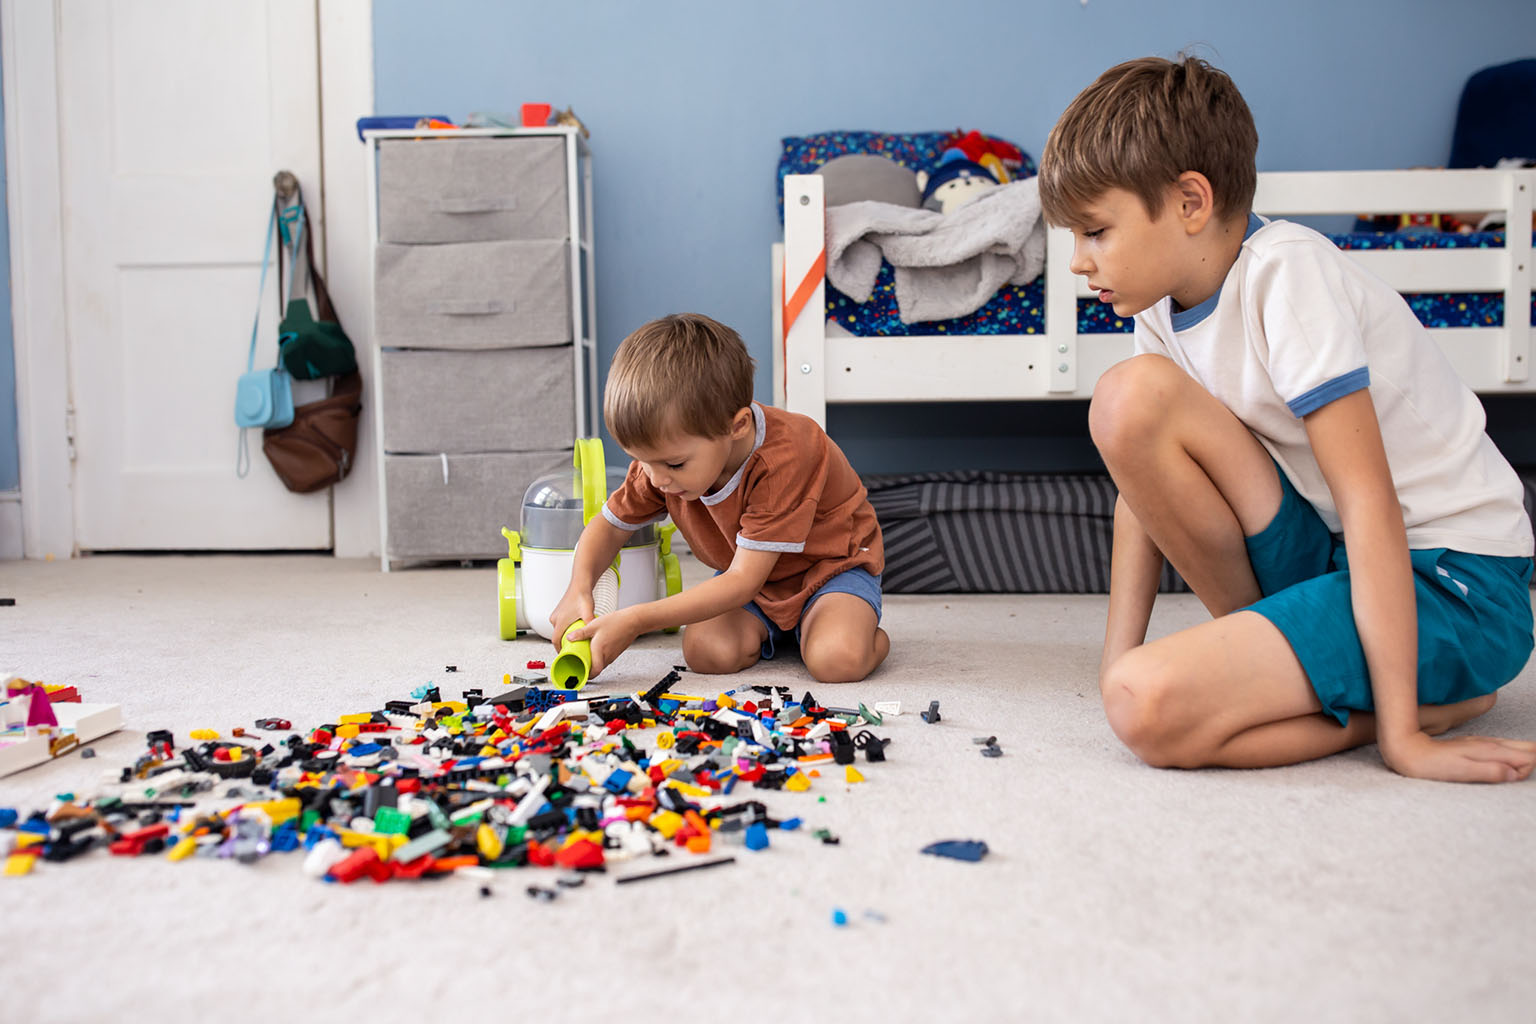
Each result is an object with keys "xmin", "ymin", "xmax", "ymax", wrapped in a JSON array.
[{"xmin": 1418, "ymin": 693, "xmax": 1497, "ymax": 736}]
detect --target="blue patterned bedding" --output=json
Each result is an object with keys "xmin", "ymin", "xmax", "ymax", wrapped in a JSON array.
[
  {"xmin": 780, "ymin": 132, "xmax": 1532, "ymax": 337},
  {"xmin": 825, "ymin": 234, "xmax": 1531, "ymax": 337}
]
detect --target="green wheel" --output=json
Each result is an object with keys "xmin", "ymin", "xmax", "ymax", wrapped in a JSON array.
[{"xmin": 497, "ymin": 558, "xmax": 519, "ymax": 640}]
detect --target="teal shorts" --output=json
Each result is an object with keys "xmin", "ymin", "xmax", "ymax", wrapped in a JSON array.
[{"xmin": 1244, "ymin": 465, "xmax": 1534, "ymax": 724}]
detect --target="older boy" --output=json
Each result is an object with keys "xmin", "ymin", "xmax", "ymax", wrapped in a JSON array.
[
  {"xmin": 1038, "ymin": 56, "xmax": 1536, "ymax": 782},
  {"xmin": 551, "ymin": 313, "xmax": 889, "ymax": 683}
]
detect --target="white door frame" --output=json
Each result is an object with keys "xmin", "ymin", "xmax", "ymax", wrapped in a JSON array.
[{"xmin": 2, "ymin": 0, "xmax": 378, "ymax": 560}]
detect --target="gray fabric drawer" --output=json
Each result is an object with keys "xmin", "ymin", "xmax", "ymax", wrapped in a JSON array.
[
  {"xmin": 375, "ymin": 240, "xmax": 571, "ymax": 349},
  {"xmin": 380, "ymin": 347, "xmax": 575, "ymax": 453},
  {"xmin": 385, "ymin": 450, "xmax": 570, "ymax": 560},
  {"xmin": 378, "ymin": 137, "xmax": 568, "ymax": 243}
]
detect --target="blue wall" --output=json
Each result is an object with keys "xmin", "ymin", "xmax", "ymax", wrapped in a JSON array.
[
  {"xmin": 373, "ymin": 0, "xmax": 1536, "ymax": 473},
  {"xmin": 0, "ymin": 41, "xmax": 18, "ymax": 492}
]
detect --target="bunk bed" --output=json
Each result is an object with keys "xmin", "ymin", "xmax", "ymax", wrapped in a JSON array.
[{"xmin": 770, "ymin": 132, "xmax": 1536, "ymax": 592}]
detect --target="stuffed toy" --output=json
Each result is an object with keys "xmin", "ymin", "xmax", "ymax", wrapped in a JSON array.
[
  {"xmin": 916, "ymin": 148, "xmax": 1003, "ymax": 214},
  {"xmin": 943, "ymin": 129, "xmax": 1026, "ymax": 183},
  {"xmin": 817, "ymin": 153, "xmax": 923, "ymax": 208}
]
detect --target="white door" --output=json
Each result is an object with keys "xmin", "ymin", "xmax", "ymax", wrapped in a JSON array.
[{"xmin": 58, "ymin": 0, "xmax": 331, "ymax": 550}]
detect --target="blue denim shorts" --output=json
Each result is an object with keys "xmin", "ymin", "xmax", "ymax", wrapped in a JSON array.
[
  {"xmin": 1244, "ymin": 464, "xmax": 1534, "ymax": 724},
  {"xmin": 743, "ymin": 567, "xmax": 883, "ymax": 661}
]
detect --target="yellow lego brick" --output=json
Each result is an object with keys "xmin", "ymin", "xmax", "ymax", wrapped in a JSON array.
[
  {"xmin": 337, "ymin": 713, "xmax": 373, "ymax": 725},
  {"xmin": 337, "ymin": 829, "xmax": 404, "ymax": 861},
  {"xmin": 715, "ymin": 693, "xmax": 736, "ymax": 710},
  {"xmin": 476, "ymin": 823, "xmax": 504, "ymax": 861},
  {"xmin": 336, "ymin": 724, "xmax": 360, "ymax": 738},
  {"xmin": 188, "ymin": 728, "xmax": 220, "ymax": 741},
  {"xmin": 244, "ymin": 798, "xmax": 301, "ymax": 826},
  {"xmin": 560, "ymin": 829, "xmax": 603, "ymax": 849},
  {"xmin": 431, "ymin": 701, "xmax": 467, "ymax": 714},
  {"xmin": 844, "ymin": 765, "xmax": 865, "ymax": 784},
  {"xmin": 653, "ymin": 758, "xmax": 684, "ymax": 777},
  {"xmin": 649, "ymin": 810, "xmax": 684, "ymax": 839},
  {"xmin": 166, "ymin": 835, "xmax": 198, "ymax": 862},
  {"xmin": 785, "ymin": 772, "xmax": 811, "ymax": 792},
  {"xmin": 15, "ymin": 833, "xmax": 44, "ymax": 850},
  {"xmin": 4, "ymin": 852, "xmax": 36, "ymax": 876},
  {"xmin": 478, "ymin": 744, "xmax": 499, "ymax": 757},
  {"xmin": 659, "ymin": 693, "xmax": 705, "ymax": 702},
  {"xmin": 666, "ymin": 781, "xmax": 712, "ymax": 798}
]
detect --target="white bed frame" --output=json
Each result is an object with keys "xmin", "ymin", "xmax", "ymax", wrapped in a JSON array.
[{"xmin": 774, "ymin": 168, "xmax": 1536, "ymax": 426}]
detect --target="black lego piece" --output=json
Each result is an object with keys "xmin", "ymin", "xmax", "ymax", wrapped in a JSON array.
[{"xmin": 920, "ymin": 701, "xmax": 942, "ymax": 724}]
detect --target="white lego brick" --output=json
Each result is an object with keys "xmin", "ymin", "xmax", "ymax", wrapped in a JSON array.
[
  {"xmin": 55, "ymin": 701, "xmax": 124, "ymax": 743},
  {"xmin": 0, "ymin": 734, "xmax": 50, "ymax": 777}
]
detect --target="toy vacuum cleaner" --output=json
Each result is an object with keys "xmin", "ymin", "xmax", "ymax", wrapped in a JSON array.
[{"xmin": 498, "ymin": 438, "xmax": 682, "ymax": 689}]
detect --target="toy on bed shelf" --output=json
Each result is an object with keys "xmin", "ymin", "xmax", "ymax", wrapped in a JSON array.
[
  {"xmin": 497, "ymin": 439, "xmax": 683, "ymax": 687},
  {"xmin": 0, "ymin": 673, "xmax": 124, "ymax": 777},
  {"xmin": 942, "ymin": 128, "xmax": 1026, "ymax": 183},
  {"xmin": 916, "ymin": 149, "xmax": 1003, "ymax": 213}
]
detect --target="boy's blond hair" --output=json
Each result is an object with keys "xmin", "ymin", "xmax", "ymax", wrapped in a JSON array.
[
  {"xmin": 605, "ymin": 313, "xmax": 756, "ymax": 450},
  {"xmin": 1038, "ymin": 55, "xmax": 1258, "ymax": 228}
]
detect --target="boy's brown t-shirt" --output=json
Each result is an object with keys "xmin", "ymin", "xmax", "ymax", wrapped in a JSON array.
[{"xmin": 602, "ymin": 403, "xmax": 883, "ymax": 630}]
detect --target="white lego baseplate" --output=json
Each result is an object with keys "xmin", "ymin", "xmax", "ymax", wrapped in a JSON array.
[{"xmin": 0, "ymin": 694, "xmax": 125, "ymax": 777}]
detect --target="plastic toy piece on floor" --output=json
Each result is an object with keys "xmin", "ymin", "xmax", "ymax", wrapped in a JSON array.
[
  {"xmin": 919, "ymin": 701, "xmax": 942, "ymax": 724},
  {"xmin": 844, "ymin": 765, "xmax": 865, "ymax": 784},
  {"xmin": 921, "ymin": 839, "xmax": 988, "ymax": 862},
  {"xmin": 1, "ymin": 676, "xmax": 124, "ymax": 777},
  {"xmin": 615, "ymin": 855, "xmax": 736, "ymax": 885}
]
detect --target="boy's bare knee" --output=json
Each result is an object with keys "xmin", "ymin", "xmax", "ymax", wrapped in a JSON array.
[
  {"xmin": 1089, "ymin": 355, "xmax": 1175, "ymax": 458},
  {"xmin": 801, "ymin": 637, "xmax": 871, "ymax": 684},
  {"xmin": 682, "ymin": 627, "xmax": 756, "ymax": 675},
  {"xmin": 1101, "ymin": 652, "xmax": 1187, "ymax": 768}
]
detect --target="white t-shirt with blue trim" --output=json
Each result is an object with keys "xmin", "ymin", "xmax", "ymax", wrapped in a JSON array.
[{"xmin": 1133, "ymin": 215, "xmax": 1532, "ymax": 557}]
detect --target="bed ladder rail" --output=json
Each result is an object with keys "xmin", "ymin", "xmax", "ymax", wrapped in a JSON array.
[{"xmin": 781, "ymin": 174, "xmax": 828, "ymax": 423}]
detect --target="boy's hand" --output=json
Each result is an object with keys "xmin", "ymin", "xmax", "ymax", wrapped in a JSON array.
[
  {"xmin": 549, "ymin": 588, "xmax": 595, "ymax": 651},
  {"xmin": 1383, "ymin": 730, "xmax": 1536, "ymax": 783},
  {"xmin": 562, "ymin": 608, "xmax": 643, "ymax": 680}
]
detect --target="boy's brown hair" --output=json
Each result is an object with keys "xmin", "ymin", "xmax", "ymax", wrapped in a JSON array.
[
  {"xmin": 1038, "ymin": 55, "xmax": 1258, "ymax": 228},
  {"xmin": 605, "ymin": 313, "xmax": 756, "ymax": 449}
]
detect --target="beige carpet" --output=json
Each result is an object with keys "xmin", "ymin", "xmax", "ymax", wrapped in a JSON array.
[{"xmin": 2, "ymin": 552, "xmax": 1534, "ymax": 1023}]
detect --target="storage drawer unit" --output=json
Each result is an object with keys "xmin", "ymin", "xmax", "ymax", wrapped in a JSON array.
[
  {"xmin": 378, "ymin": 135, "xmax": 567, "ymax": 243},
  {"xmin": 374, "ymin": 239, "xmax": 571, "ymax": 349},
  {"xmin": 379, "ymin": 347, "xmax": 575, "ymax": 454},
  {"xmin": 384, "ymin": 451, "xmax": 571, "ymax": 560},
  {"xmin": 366, "ymin": 127, "xmax": 597, "ymax": 568}
]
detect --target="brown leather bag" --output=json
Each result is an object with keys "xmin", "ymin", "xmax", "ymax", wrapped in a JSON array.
[{"xmin": 262, "ymin": 371, "xmax": 363, "ymax": 493}]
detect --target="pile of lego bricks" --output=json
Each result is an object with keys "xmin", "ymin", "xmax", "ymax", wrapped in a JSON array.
[{"xmin": 0, "ymin": 670, "xmax": 898, "ymax": 892}]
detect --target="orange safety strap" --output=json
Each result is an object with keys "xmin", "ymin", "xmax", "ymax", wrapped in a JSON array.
[{"xmin": 780, "ymin": 247, "xmax": 826, "ymax": 397}]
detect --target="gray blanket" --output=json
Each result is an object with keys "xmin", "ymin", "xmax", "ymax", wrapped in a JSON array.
[{"xmin": 824, "ymin": 177, "xmax": 1046, "ymax": 324}]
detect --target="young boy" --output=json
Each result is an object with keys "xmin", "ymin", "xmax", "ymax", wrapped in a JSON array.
[
  {"xmin": 1037, "ymin": 56, "xmax": 1536, "ymax": 783},
  {"xmin": 551, "ymin": 313, "xmax": 889, "ymax": 684}
]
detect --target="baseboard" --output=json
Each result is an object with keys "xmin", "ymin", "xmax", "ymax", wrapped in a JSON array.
[{"xmin": 0, "ymin": 491, "xmax": 21, "ymax": 560}]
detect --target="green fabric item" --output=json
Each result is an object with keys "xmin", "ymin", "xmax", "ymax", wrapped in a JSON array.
[{"xmin": 278, "ymin": 298, "xmax": 356, "ymax": 380}]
